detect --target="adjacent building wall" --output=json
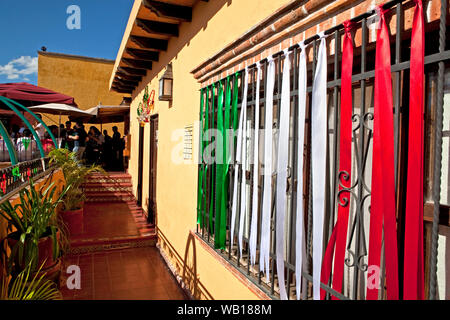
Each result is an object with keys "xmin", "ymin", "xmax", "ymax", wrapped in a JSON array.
[{"xmin": 38, "ymin": 52, "xmax": 126, "ymax": 135}]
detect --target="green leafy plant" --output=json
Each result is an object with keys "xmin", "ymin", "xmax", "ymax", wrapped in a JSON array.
[
  {"xmin": 49, "ymin": 148, "xmax": 104, "ymax": 211},
  {"xmin": 1, "ymin": 261, "xmax": 62, "ymax": 300},
  {"xmin": 0, "ymin": 179, "xmax": 69, "ymax": 273}
]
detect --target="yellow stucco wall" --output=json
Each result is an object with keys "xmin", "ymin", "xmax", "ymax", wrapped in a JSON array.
[
  {"xmin": 125, "ymin": 0, "xmax": 293, "ymax": 300},
  {"xmin": 38, "ymin": 52, "xmax": 126, "ymax": 135}
]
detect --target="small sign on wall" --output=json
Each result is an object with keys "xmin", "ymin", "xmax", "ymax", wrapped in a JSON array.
[{"xmin": 183, "ymin": 124, "xmax": 193, "ymax": 160}]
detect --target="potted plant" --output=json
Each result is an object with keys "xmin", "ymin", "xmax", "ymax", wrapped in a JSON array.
[
  {"xmin": 1, "ymin": 261, "xmax": 62, "ymax": 300},
  {"xmin": 49, "ymin": 149, "xmax": 103, "ymax": 236},
  {"xmin": 0, "ymin": 179, "xmax": 69, "ymax": 276}
]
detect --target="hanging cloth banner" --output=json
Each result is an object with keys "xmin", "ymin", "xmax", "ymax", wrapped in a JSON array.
[
  {"xmin": 231, "ymin": 69, "xmax": 248, "ymax": 249},
  {"xmin": 276, "ymin": 49, "xmax": 291, "ymax": 300},
  {"xmin": 295, "ymin": 42, "xmax": 307, "ymax": 299},
  {"xmin": 230, "ymin": 73, "xmax": 241, "ymax": 249},
  {"xmin": 250, "ymin": 63, "xmax": 262, "ymax": 265},
  {"xmin": 209, "ymin": 85, "xmax": 216, "ymax": 234},
  {"xmin": 215, "ymin": 81, "xmax": 227, "ymax": 249},
  {"xmin": 238, "ymin": 68, "xmax": 250, "ymax": 257},
  {"xmin": 403, "ymin": 0, "xmax": 425, "ymax": 300},
  {"xmin": 260, "ymin": 57, "xmax": 276, "ymax": 281},
  {"xmin": 197, "ymin": 88, "xmax": 205, "ymax": 228},
  {"xmin": 311, "ymin": 33, "xmax": 328, "ymax": 301},
  {"xmin": 203, "ymin": 89, "xmax": 211, "ymax": 230},
  {"xmin": 320, "ymin": 20, "xmax": 354, "ymax": 300},
  {"xmin": 367, "ymin": 6, "xmax": 399, "ymax": 300}
]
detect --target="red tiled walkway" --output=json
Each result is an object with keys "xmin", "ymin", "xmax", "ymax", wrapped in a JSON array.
[
  {"xmin": 59, "ymin": 172, "xmax": 187, "ymax": 300},
  {"xmin": 61, "ymin": 247, "xmax": 187, "ymax": 300},
  {"xmin": 70, "ymin": 202, "xmax": 154, "ymax": 241}
]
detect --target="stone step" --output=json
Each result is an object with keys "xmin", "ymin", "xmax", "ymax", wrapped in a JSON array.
[
  {"xmin": 83, "ymin": 187, "xmax": 133, "ymax": 194},
  {"xmin": 69, "ymin": 232, "xmax": 157, "ymax": 255}
]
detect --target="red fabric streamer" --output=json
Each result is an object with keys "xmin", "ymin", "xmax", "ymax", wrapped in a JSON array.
[
  {"xmin": 403, "ymin": 0, "xmax": 425, "ymax": 300},
  {"xmin": 320, "ymin": 20, "xmax": 354, "ymax": 300},
  {"xmin": 367, "ymin": 5, "xmax": 399, "ymax": 300}
]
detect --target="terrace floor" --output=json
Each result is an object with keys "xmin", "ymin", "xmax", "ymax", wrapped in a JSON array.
[
  {"xmin": 60, "ymin": 247, "xmax": 187, "ymax": 300},
  {"xmin": 59, "ymin": 172, "xmax": 187, "ymax": 300}
]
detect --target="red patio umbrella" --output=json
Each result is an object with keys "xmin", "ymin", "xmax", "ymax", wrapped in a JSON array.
[{"xmin": 0, "ymin": 82, "xmax": 77, "ymax": 107}]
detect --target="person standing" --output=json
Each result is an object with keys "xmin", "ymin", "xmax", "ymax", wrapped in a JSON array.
[
  {"xmin": 33, "ymin": 114, "xmax": 46, "ymax": 139},
  {"xmin": 103, "ymin": 130, "xmax": 112, "ymax": 170},
  {"xmin": 68, "ymin": 121, "xmax": 87, "ymax": 161},
  {"xmin": 61, "ymin": 121, "xmax": 74, "ymax": 151},
  {"xmin": 112, "ymin": 126, "xmax": 124, "ymax": 171}
]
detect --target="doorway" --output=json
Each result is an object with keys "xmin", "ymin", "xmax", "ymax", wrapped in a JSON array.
[
  {"xmin": 137, "ymin": 124, "xmax": 144, "ymax": 206},
  {"xmin": 148, "ymin": 115, "xmax": 158, "ymax": 224}
]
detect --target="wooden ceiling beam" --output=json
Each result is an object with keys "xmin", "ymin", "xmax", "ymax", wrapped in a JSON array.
[
  {"xmin": 136, "ymin": 18, "xmax": 179, "ymax": 37},
  {"xmin": 122, "ymin": 58, "xmax": 153, "ymax": 70},
  {"xmin": 130, "ymin": 35, "xmax": 168, "ymax": 51},
  {"xmin": 125, "ymin": 48, "xmax": 159, "ymax": 62},
  {"xmin": 118, "ymin": 66, "xmax": 147, "ymax": 77},
  {"xmin": 143, "ymin": 0, "xmax": 192, "ymax": 22},
  {"xmin": 116, "ymin": 72, "xmax": 142, "ymax": 82},
  {"xmin": 112, "ymin": 86, "xmax": 133, "ymax": 94}
]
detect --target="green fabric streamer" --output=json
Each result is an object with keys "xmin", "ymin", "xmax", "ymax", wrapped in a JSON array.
[
  {"xmin": 209, "ymin": 84, "xmax": 216, "ymax": 234},
  {"xmin": 196, "ymin": 88, "xmax": 205, "ymax": 228},
  {"xmin": 214, "ymin": 81, "xmax": 227, "ymax": 249}
]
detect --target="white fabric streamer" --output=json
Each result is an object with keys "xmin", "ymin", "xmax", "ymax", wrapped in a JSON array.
[
  {"xmin": 249, "ymin": 63, "xmax": 262, "ymax": 266},
  {"xmin": 295, "ymin": 42, "xmax": 307, "ymax": 300},
  {"xmin": 311, "ymin": 33, "xmax": 328, "ymax": 300},
  {"xmin": 276, "ymin": 49, "xmax": 291, "ymax": 300},
  {"xmin": 259, "ymin": 57, "xmax": 275, "ymax": 281},
  {"xmin": 238, "ymin": 68, "xmax": 250, "ymax": 257},
  {"xmin": 231, "ymin": 68, "xmax": 249, "ymax": 249}
]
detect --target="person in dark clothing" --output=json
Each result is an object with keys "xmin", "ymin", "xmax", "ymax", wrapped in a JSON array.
[
  {"xmin": 68, "ymin": 121, "xmax": 87, "ymax": 161},
  {"xmin": 111, "ymin": 126, "xmax": 124, "ymax": 171},
  {"xmin": 86, "ymin": 126, "xmax": 104, "ymax": 165},
  {"xmin": 102, "ymin": 130, "xmax": 112, "ymax": 170},
  {"xmin": 61, "ymin": 121, "xmax": 74, "ymax": 151}
]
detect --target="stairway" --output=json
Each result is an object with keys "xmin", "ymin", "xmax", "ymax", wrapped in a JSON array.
[
  {"xmin": 68, "ymin": 172, "xmax": 156, "ymax": 255},
  {"xmin": 83, "ymin": 172, "xmax": 136, "ymax": 203}
]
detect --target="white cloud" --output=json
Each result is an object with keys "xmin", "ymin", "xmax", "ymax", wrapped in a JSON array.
[{"xmin": 0, "ymin": 56, "xmax": 38, "ymax": 81}]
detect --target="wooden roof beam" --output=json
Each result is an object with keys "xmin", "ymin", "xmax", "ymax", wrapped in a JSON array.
[
  {"xmin": 136, "ymin": 18, "xmax": 179, "ymax": 37},
  {"xmin": 143, "ymin": 0, "xmax": 192, "ymax": 22},
  {"xmin": 118, "ymin": 66, "xmax": 147, "ymax": 77},
  {"xmin": 113, "ymin": 78, "xmax": 140, "ymax": 87},
  {"xmin": 130, "ymin": 36, "xmax": 168, "ymax": 51},
  {"xmin": 116, "ymin": 72, "xmax": 142, "ymax": 82},
  {"xmin": 125, "ymin": 48, "xmax": 159, "ymax": 62},
  {"xmin": 122, "ymin": 58, "xmax": 153, "ymax": 70}
]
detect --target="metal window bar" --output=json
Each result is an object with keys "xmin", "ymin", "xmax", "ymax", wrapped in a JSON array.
[{"xmin": 196, "ymin": 0, "xmax": 449, "ymax": 300}]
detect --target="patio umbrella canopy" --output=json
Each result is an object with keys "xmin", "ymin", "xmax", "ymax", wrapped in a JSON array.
[
  {"xmin": 28, "ymin": 103, "xmax": 91, "ymax": 117},
  {"xmin": 70, "ymin": 105, "xmax": 130, "ymax": 124},
  {"xmin": 0, "ymin": 82, "xmax": 77, "ymax": 107}
]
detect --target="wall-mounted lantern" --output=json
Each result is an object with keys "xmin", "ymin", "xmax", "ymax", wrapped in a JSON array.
[{"xmin": 159, "ymin": 63, "xmax": 173, "ymax": 101}]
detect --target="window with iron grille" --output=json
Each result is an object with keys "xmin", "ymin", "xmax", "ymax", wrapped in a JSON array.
[{"xmin": 196, "ymin": 0, "xmax": 449, "ymax": 300}]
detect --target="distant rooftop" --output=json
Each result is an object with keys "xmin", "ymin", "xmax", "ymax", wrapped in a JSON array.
[{"xmin": 37, "ymin": 51, "xmax": 115, "ymax": 64}]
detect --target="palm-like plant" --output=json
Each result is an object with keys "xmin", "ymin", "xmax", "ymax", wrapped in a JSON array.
[
  {"xmin": 1, "ymin": 261, "xmax": 62, "ymax": 300},
  {"xmin": 49, "ymin": 148, "xmax": 104, "ymax": 211},
  {"xmin": 0, "ymin": 179, "xmax": 69, "ymax": 273}
]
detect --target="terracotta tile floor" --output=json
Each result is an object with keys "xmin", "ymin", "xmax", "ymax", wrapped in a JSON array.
[
  {"xmin": 70, "ymin": 202, "xmax": 153, "ymax": 241},
  {"xmin": 60, "ymin": 247, "xmax": 187, "ymax": 300}
]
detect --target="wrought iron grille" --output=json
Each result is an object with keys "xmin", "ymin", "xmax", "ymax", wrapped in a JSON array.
[{"xmin": 196, "ymin": 0, "xmax": 449, "ymax": 300}]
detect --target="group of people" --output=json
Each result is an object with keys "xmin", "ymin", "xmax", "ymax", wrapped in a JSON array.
[
  {"xmin": 60, "ymin": 121, "xmax": 125, "ymax": 171},
  {"xmin": 4, "ymin": 119, "xmax": 125, "ymax": 171}
]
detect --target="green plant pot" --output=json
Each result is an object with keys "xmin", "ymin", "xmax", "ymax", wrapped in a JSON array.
[{"xmin": 7, "ymin": 228, "xmax": 61, "ymax": 271}]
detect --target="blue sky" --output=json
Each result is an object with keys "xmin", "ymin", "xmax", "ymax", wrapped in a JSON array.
[{"xmin": 0, "ymin": 0, "xmax": 133, "ymax": 84}]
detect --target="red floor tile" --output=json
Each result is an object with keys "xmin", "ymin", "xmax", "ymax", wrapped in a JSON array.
[{"xmin": 62, "ymin": 247, "xmax": 187, "ymax": 300}]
